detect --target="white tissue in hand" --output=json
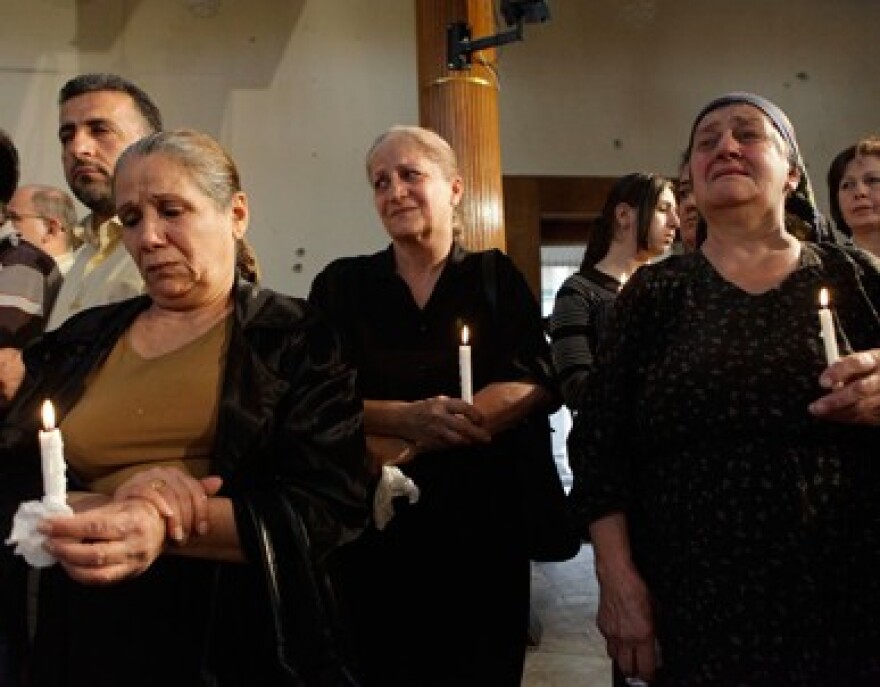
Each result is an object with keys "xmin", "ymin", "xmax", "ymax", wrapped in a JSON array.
[
  {"xmin": 6, "ymin": 499, "xmax": 73, "ymax": 568},
  {"xmin": 373, "ymin": 465, "xmax": 419, "ymax": 530}
]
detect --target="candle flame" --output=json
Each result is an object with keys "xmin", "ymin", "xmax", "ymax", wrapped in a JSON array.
[
  {"xmin": 41, "ymin": 400, "xmax": 56, "ymax": 431},
  {"xmin": 819, "ymin": 287, "xmax": 829, "ymax": 308},
  {"xmin": 461, "ymin": 325, "xmax": 470, "ymax": 345}
]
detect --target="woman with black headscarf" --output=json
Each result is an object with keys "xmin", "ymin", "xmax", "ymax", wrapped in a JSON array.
[{"xmin": 570, "ymin": 93, "xmax": 880, "ymax": 686}]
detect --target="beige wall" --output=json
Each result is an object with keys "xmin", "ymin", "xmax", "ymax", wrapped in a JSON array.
[
  {"xmin": 0, "ymin": 0, "xmax": 419, "ymax": 295},
  {"xmin": 0, "ymin": 0, "xmax": 876, "ymax": 295},
  {"xmin": 499, "ymin": 0, "xmax": 879, "ymax": 202}
]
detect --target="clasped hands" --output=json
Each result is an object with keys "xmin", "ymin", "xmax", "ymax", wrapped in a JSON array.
[
  {"xmin": 396, "ymin": 395, "xmax": 491, "ymax": 457},
  {"xmin": 39, "ymin": 467, "xmax": 221, "ymax": 585},
  {"xmin": 809, "ymin": 349, "xmax": 880, "ymax": 425},
  {"xmin": 366, "ymin": 395, "xmax": 490, "ymax": 471}
]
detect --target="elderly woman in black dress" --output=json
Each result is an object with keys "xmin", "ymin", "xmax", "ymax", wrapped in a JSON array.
[
  {"xmin": 571, "ymin": 93, "xmax": 880, "ymax": 685},
  {"xmin": 310, "ymin": 125, "xmax": 557, "ymax": 686}
]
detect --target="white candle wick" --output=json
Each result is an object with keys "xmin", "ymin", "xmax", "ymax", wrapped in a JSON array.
[
  {"xmin": 459, "ymin": 325, "xmax": 473, "ymax": 403},
  {"xmin": 818, "ymin": 288, "xmax": 840, "ymax": 365}
]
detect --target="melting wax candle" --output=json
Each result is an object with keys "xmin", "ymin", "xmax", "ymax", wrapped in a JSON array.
[
  {"xmin": 818, "ymin": 287, "xmax": 840, "ymax": 365},
  {"xmin": 39, "ymin": 400, "xmax": 67, "ymax": 506},
  {"xmin": 459, "ymin": 325, "xmax": 473, "ymax": 403}
]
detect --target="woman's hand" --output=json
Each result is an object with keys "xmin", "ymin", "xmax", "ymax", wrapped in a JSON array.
[
  {"xmin": 596, "ymin": 561, "xmax": 657, "ymax": 683},
  {"xmin": 0, "ymin": 347, "xmax": 24, "ymax": 405},
  {"xmin": 114, "ymin": 467, "xmax": 223, "ymax": 544},
  {"xmin": 39, "ymin": 499, "xmax": 167, "ymax": 585},
  {"xmin": 809, "ymin": 350, "xmax": 880, "ymax": 425},
  {"xmin": 400, "ymin": 396, "xmax": 492, "ymax": 452},
  {"xmin": 590, "ymin": 513, "xmax": 657, "ymax": 682},
  {"xmin": 472, "ymin": 381, "xmax": 555, "ymax": 435}
]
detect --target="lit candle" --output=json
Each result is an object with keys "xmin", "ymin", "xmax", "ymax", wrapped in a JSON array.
[
  {"xmin": 39, "ymin": 400, "xmax": 67, "ymax": 506},
  {"xmin": 818, "ymin": 288, "xmax": 840, "ymax": 365},
  {"xmin": 459, "ymin": 325, "xmax": 473, "ymax": 403}
]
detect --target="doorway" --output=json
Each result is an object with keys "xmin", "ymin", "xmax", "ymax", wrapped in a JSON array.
[{"xmin": 503, "ymin": 174, "xmax": 618, "ymax": 481}]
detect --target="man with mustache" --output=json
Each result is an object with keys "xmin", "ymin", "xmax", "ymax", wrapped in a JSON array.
[
  {"xmin": 0, "ymin": 74, "xmax": 162, "ymax": 403},
  {"xmin": 0, "ymin": 75, "xmax": 163, "ymax": 683},
  {"xmin": 47, "ymin": 72, "xmax": 162, "ymax": 330}
]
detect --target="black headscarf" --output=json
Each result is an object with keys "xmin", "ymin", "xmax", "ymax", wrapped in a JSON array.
[{"xmin": 688, "ymin": 92, "xmax": 845, "ymax": 244}]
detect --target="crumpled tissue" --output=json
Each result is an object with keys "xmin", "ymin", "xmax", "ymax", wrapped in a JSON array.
[
  {"xmin": 373, "ymin": 465, "xmax": 419, "ymax": 530},
  {"xmin": 6, "ymin": 499, "xmax": 73, "ymax": 568}
]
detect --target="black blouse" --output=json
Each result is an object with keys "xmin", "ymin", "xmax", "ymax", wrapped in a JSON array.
[
  {"xmin": 309, "ymin": 242, "xmax": 557, "ymax": 685},
  {"xmin": 310, "ymin": 243, "xmax": 555, "ymax": 404}
]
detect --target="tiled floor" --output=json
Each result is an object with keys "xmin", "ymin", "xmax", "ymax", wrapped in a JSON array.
[{"xmin": 523, "ymin": 544, "xmax": 611, "ymax": 687}]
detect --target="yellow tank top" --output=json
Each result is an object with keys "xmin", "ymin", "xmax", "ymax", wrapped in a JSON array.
[{"xmin": 60, "ymin": 315, "xmax": 232, "ymax": 495}]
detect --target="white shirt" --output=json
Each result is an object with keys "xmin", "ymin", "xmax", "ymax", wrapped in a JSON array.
[
  {"xmin": 54, "ymin": 251, "xmax": 76, "ymax": 276},
  {"xmin": 45, "ymin": 215, "xmax": 143, "ymax": 331}
]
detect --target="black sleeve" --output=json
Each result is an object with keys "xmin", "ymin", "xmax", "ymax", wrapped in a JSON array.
[
  {"xmin": 567, "ymin": 263, "xmax": 681, "ymax": 531},
  {"xmin": 232, "ymin": 303, "xmax": 372, "ymax": 563},
  {"xmin": 489, "ymin": 250, "xmax": 559, "ymax": 398}
]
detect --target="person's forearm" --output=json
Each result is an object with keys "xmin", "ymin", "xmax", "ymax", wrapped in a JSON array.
[
  {"xmin": 363, "ymin": 399, "xmax": 410, "ymax": 437},
  {"xmin": 167, "ymin": 497, "xmax": 244, "ymax": 563},
  {"xmin": 589, "ymin": 512, "xmax": 636, "ymax": 581},
  {"xmin": 473, "ymin": 381, "xmax": 554, "ymax": 435},
  {"xmin": 365, "ymin": 433, "xmax": 415, "ymax": 473}
]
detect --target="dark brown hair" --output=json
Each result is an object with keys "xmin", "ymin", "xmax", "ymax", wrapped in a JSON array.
[
  {"xmin": 581, "ymin": 173, "xmax": 671, "ymax": 269},
  {"xmin": 59, "ymin": 73, "xmax": 163, "ymax": 133},
  {"xmin": 827, "ymin": 135, "xmax": 880, "ymax": 237}
]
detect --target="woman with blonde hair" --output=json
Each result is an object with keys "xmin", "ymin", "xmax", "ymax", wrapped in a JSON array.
[{"xmin": 310, "ymin": 125, "xmax": 558, "ymax": 686}]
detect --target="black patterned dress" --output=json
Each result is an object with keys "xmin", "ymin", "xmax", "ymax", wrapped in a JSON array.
[{"xmin": 570, "ymin": 243, "xmax": 880, "ymax": 686}]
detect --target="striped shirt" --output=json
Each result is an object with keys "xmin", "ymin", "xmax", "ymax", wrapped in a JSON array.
[
  {"xmin": 547, "ymin": 266, "xmax": 621, "ymax": 410},
  {"xmin": 0, "ymin": 228, "xmax": 62, "ymax": 348}
]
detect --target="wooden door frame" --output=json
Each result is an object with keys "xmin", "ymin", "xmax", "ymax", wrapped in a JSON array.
[{"xmin": 503, "ymin": 175, "xmax": 618, "ymax": 297}]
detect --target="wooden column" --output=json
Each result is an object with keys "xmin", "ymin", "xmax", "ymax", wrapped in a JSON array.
[{"xmin": 415, "ymin": 0, "xmax": 505, "ymax": 252}]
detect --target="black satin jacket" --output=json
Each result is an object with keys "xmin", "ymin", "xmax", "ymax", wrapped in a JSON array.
[{"xmin": 0, "ymin": 279, "xmax": 371, "ymax": 686}]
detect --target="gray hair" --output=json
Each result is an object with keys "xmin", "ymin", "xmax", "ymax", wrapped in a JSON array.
[
  {"xmin": 114, "ymin": 129, "xmax": 260, "ymax": 283},
  {"xmin": 115, "ymin": 129, "xmax": 241, "ymax": 209},
  {"xmin": 366, "ymin": 125, "xmax": 464, "ymax": 234}
]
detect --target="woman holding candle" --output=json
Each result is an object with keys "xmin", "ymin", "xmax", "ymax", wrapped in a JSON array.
[
  {"xmin": 570, "ymin": 92, "xmax": 880, "ymax": 685},
  {"xmin": 308, "ymin": 125, "xmax": 557, "ymax": 686},
  {"xmin": 0, "ymin": 130, "xmax": 371, "ymax": 686}
]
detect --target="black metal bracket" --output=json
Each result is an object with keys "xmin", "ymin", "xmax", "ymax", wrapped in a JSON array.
[{"xmin": 446, "ymin": 20, "xmax": 524, "ymax": 71}]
